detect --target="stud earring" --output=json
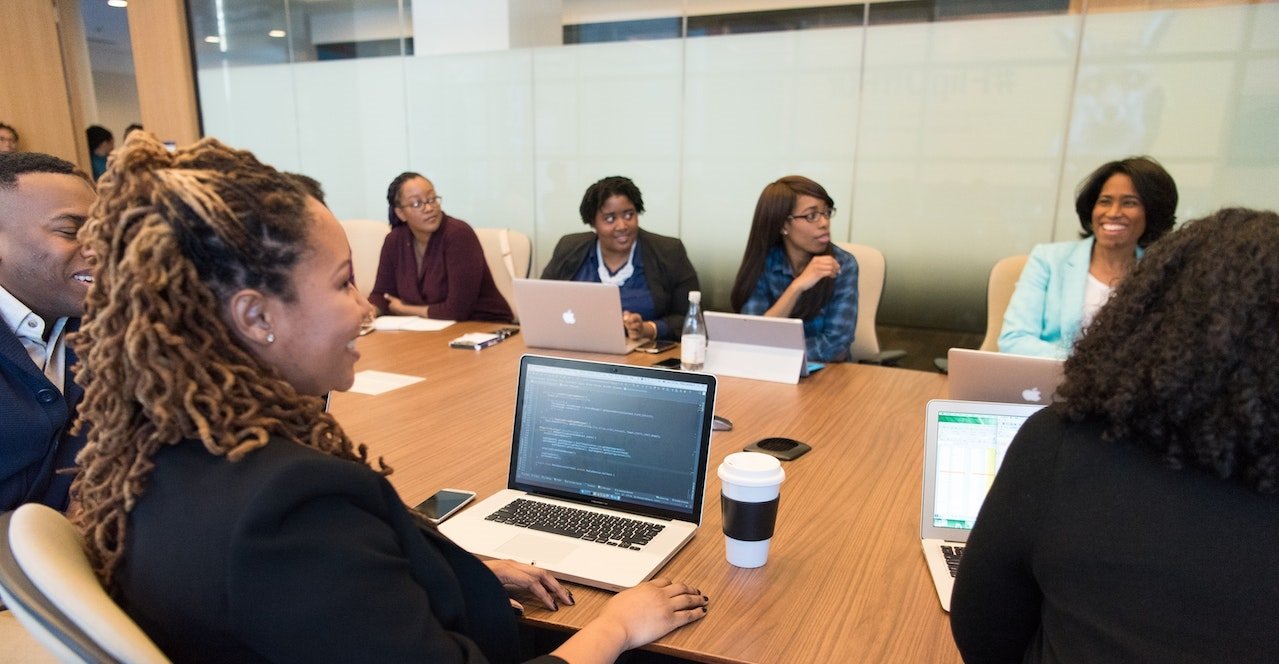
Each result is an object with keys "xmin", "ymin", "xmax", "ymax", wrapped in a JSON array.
[
  {"xmin": 266, "ymin": 332, "xmax": 276, "ymax": 344},
  {"xmin": 781, "ymin": 230, "xmax": 789, "ymax": 236}
]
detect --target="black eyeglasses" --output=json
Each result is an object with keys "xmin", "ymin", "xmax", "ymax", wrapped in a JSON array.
[
  {"xmin": 396, "ymin": 195, "xmax": 442, "ymax": 210},
  {"xmin": 787, "ymin": 208, "xmax": 835, "ymax": 223}
]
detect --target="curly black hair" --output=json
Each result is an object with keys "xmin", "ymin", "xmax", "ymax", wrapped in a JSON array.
[
  {"xmin": 578, "ymin": 175, "xmax": 644, "ymax": 225},
  {"xmin": 1056, "ymin": 207, "xmax": 1279, "ymax": 493}
]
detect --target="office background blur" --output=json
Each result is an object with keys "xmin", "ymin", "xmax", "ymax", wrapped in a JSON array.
[{"xmin": 3, "ymin": 0, "xmax": 1276, "ymax": 335}]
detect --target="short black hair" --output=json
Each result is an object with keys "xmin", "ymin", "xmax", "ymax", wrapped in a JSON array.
[
  {"xmin": 0, "ymin": 122, "xmax": 17, "ymax": 141},
  {"xmin": 123, "ymin": 123, "xmax": 143, "ymax": 138},
  {"xmin": 1075, "ymin": 156, "xmax": 1178, "ymax": 247},
  {"xmin": 0, "ymin": 151, "xmax": 85, "ymax": 189},
  {"xmin": 87, "ymin": 125, "xmax": 114, "ymax": 152},
  {"xmin": 578, "ymin": 176, "xmax": 644, "ymax": 225}
]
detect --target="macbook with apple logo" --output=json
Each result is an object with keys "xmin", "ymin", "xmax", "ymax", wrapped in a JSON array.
[
  {"xmin": 946, "ymin": 348, "xmax": 1065, "ymax": 406},
  {"xmin": 512, "ymin": 279, "xmax": 645, "ymax": 354}
]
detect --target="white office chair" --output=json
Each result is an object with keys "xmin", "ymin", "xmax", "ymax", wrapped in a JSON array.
[
  {"xmin": 338, "ymin": 219, "xmax": 391, "ymax": 296},
  {"xmin": 474, "ymin": 228, "xmax": 533, "ymax": 320},
  {"xmin": 0, "ymin": 504, "xmax": 170, "ymax": 664},
  {"xmin": 836, "ymin": 242, "xmax": 906, "ymax": 365}
]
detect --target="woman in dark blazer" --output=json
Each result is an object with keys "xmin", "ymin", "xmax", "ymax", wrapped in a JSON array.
[
  {"xmin": 541, "ymin": 176, "xmax": 699, "ymax": 342},
  {"xmin": 70, "ymin": 136, "xmax": 708, "ymax": 663}
]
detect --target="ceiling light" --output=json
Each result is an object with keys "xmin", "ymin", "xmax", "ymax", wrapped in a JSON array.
[
  {"xmin": 268, "ymin": 29, "xmax": 286, "ymax": 38},
  {"xmin": 107, "ymin": 0, "xmax": 128, "ymax": 7},
  {"xmin": 204, "ymin": 36, "xmax": 221, "ymax": 44}
]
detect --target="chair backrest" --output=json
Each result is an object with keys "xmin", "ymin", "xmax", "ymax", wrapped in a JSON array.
[
  {"xmin": 836, "ymin": 242, "xmax": 885, "ymax": 362},
  {"xmin": 0, "ymin": 504, "xmax": 170, "ymax": 664},
  {"xmin": 473, "ymin": 228, "xmax": 533, "ymax": 319},
  {"xmin": 980, "ymin": 254, "xmax": 1029, "ymax": 352},
  {"xmin": 338, "ymin": 219, "xmax": 391, "ymax": 296}
]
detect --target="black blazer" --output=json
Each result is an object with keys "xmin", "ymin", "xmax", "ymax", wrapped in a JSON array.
[
  {"xmin": 117, "ymin": 438, "xmax": 564, "ymax": 663},
  {"xmin": 0, "ymin": 319, "xmax": 85, "ymax": 512},
  {"xmin": 540, "ymin": 228, "xmax": 700, "ymax": 340}
]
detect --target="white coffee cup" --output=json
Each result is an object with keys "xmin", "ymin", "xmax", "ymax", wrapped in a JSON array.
[{"xmin": 718, "ymin": 452, "xmax": 785, "ymax": 568}]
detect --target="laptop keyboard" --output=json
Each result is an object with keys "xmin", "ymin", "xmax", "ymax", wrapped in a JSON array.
[
  {"xmin": 486, "ymin": 498, "xmax": 665, "ymax": 551},
  {"xmin": 941, "ymin": 544, "xmax": 965, "ymax": 577}
]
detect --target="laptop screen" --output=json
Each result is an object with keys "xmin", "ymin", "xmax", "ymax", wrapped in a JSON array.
[
  {"xmin": 510, "ymin": 356, "xmax": 716, "ymax": 522},
  {"xmin": 926, "ymin": 402, "xmax": 1041, "ymax": 533}
]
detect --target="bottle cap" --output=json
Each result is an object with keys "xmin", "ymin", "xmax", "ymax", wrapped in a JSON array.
[{"xmin": 689, "ymin": 291, "xmax": 701, "ymax": 304}]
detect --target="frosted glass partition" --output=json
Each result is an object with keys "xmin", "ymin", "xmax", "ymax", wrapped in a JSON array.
[
  {"xmin": 681, "ymin": 28, "xmax": 862, "ymax": 307},
  {"xmin": 533, "ymin": 39, "xmax": 686, "ymax": 261},
  {"xmin": 195, "ymin": 3, "xmax": 1279, "ymax": 332},
  {"xmin": 404, "ymin": 51, "xmax": 537, "ymax": 244},
  {"xmin": 855, "ymin": 14, "xmax": 1078, "ymax": 330}
]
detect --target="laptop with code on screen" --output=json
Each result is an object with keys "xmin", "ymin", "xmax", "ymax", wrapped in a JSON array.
[
  {"xmin": 441, "ymin": 354, "xmax": 717, "ymax": 591},
  {"xmin": 920, "ymin": 399, "xmax": 1044, "ymax": 611}
]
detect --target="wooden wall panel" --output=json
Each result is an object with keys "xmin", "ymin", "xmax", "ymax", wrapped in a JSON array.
[
  {"xmin": 127, "ymin": 0, "xmax": 201, "ymax": 146},
  {"xmin": 0, "ymin": 0, "xmax": 88, "ymax": 172}
]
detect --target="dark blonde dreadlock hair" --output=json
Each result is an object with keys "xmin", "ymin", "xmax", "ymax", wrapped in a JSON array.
[{"xmin": 71, "ymin": 133, "xmax": 386, "ymax": 587}]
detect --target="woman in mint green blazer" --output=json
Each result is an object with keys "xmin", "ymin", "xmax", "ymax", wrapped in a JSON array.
[{"xmin": 999, "ymin": 157, "xmax": 1177, "ymax": 358}]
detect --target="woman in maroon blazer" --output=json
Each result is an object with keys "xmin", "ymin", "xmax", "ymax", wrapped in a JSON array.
[{"xmin": 368, "ymin": 172, "xmax": 512, "ymax": 322}]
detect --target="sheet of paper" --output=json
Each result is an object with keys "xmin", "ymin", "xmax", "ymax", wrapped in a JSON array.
[
  {"xmin": 371, "ymin": 316, "xmax": 455, "ymax": 332},
  {"xmin": 347, "ymin": 370, "xmax": 424, "ymax": 395}
]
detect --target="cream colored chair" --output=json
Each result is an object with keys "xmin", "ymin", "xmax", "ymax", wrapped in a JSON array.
[
  {"xmin": 474, "ymin": 228, "xmax": 533, "ymax": 320},
  {"xmin": 0, "ymin": 504, "xmax": 169, "ymax": 664},
  {"xmin": 837, "ymin": 242, "xmax": 906, "ymax": 365},
  {"xmin": 935, "ymin": 254, "xmax": 1028, "ymax": 373},
  {"xmin": 338, "ymin": 219, "xmax": 390, "ymax": 296},
  {"xmin": 980, "ymin": 254, "xmax": 1029, "ymax": 352}
]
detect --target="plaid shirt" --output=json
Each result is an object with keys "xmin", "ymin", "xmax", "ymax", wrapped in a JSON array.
[{"xmin": 741, "ymin": 244, "xmax": 858, "ymax": 362}]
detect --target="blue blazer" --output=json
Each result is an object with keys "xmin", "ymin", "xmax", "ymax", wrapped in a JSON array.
[
  {"xmin": 998, "ymin": 238, "xmax": 1145, "ymax": 358},
  {"xmin": 0, "ymin": 320, "xmax": 86, "ymax": 512}
]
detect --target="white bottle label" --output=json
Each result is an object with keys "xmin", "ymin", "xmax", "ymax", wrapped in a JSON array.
[{"xmin": 681, "ymin": 334, "xmax": 706, "ymax": 366}]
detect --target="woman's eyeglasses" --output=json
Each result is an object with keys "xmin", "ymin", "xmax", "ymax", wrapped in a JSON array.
[
  {"xmin": 787, "ymin": 208, "xmax": 835, "ymax": 223},
  {"xmin": 397, "ymin": 195, "xmax": 442, "ymax": 210}
]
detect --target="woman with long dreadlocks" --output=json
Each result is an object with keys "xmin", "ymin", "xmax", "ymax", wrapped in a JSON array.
[{"xmin": 71, "ymin": 134, "xmax": 708, "ymax": 663}]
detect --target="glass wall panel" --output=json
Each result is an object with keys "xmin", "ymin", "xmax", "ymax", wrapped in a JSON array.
[
  {"xmin": 856, "ymin": 13, "xmax": 1078, "ymax": 330},
  {"xmin": 404, "ymin": 51, "xmax": 537, "ymax": 243},
  {"xmin": 681, "ymin": 28, "xmax": 862, "ymax": 307},
  {"xmin": 533, "ymin": 39, "xmax": 685, "ymax": 271},
  {"xmin": 187, "ymin": 0, "xmax": 1279, "ymax": 332}
]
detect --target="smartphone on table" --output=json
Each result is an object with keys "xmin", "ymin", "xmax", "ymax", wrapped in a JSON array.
[
  {"xmin": 414, "ymin": 488, "xmax": 477, "ymax": 524},
  {"xmin": 636, "ymin": 339, "xmax": 678, "ymax": 354}
]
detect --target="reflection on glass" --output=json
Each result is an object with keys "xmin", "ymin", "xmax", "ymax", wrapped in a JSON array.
[{"xmin": 187, "ymin": 0, "xmax": 413, "ymax": 67}]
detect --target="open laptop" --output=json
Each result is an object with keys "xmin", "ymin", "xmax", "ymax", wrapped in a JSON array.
[
  {"xmin": 947, "ymin": 348, "xmax": 1065, "ymax": 405},
  {"xmin": 512, "ymin": 279, "xmax": 644, "ymax": 354},
  {"xmin": 441, "ymin": 354, "xmax": 717, "ymax": 591},
  {"xmin": 703, "ymin": 312, "xmax": 807, "ymax": 384},
  {"xmin": 920, "ymin": 399, "xmax": 1043, "ymax": 611}
]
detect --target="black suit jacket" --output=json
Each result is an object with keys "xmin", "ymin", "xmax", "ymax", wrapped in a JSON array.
[
  {"xmin": 540, "ymin": 228, "xmax": 700, "ymax": 340},
  {"xmin": 118, "ymin": 438, "xmax": 564, "ymax": 663},
  {"xmin": 0, "ymin": 319, "xmax": 85, "ymax": 512}
]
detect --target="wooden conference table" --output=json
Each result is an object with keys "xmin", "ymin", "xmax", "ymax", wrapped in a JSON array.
[{"xmin": 328, "ymin": 322, "xmax": 955, "ymax": 663}]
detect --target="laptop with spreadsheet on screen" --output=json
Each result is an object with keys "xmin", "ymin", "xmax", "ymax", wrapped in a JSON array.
[
  {"xmin": 920, "ymin": 399, "xmax": 1044, "ymax": 611},
  {"xmin": 440, "ymin": 354, "xmax": 717, "ymax": 591}
]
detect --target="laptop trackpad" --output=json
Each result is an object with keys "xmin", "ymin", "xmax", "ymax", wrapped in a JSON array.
[{"xmin": 495, "ymin": 533, "xmax": 576, "ymax": 563}]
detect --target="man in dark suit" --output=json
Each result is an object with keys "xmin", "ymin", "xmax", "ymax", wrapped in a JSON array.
[{"xmin": 0, "ymin": 152, "xmax": 96, "ymax": 512}]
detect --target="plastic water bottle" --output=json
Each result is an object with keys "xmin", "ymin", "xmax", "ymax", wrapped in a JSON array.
[{"xmin": 681, "ymin": 291, "xmax": 707, "ymax": 371}]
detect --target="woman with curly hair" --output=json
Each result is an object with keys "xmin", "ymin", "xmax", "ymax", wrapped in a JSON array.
[
  {"xmin": 1000, "ymin": 156, "xmax": 1178, "ymax": 358},
  {"xmin": 71, "ymin": 134, "xmax": 707, "ymax": 663},
  {"xmin": 952, "ymin": 208, "xmax": 1279, "ymax": 663}
]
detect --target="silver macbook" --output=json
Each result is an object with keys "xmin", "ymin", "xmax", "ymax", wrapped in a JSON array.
[
  {"xmin": 441, "ymin": 354, "xmax": 717, "ymax": 591},
  {"xmin": 947, "ymin": 348, "xmax": 1065, "ymax": 405},
  {"xmin": 920, "ymin": 399, "xmax": 1043, "ymax": 611},
  {"xmin": 512, "ymin": 279, "xmax": 643, "ymax": 354}
]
